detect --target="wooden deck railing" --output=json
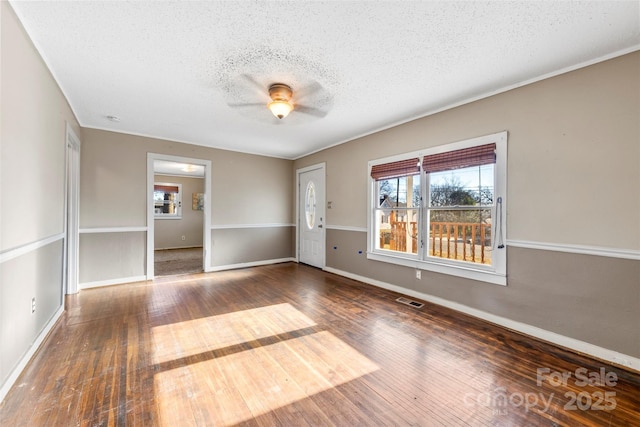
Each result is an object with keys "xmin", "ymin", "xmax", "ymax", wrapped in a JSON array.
[
  {"xmin": 380, "ymin": 221, "xmax": 492, "ymax": 264},
  {"xmin": 430, "ymin": 222, "xmax": 491, "ymax": 264}
]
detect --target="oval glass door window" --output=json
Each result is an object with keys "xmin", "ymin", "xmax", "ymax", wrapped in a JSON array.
[{"xmin": 305, "ymin": 181, "xmax": 316, "ymax": 229}]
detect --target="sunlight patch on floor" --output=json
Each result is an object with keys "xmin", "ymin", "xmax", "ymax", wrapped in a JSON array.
[
  {"xmin": 151, "ymin": 303, "xmax": 317, "ymax": 364},
  {"xmin": 154, "ymin": 330, "xmax": 379, "ymax": 426}
]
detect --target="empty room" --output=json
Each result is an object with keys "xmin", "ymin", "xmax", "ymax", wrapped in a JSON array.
[{"xmin": 1, "ymin": 1, "xmax": 639, "ymax": 426}]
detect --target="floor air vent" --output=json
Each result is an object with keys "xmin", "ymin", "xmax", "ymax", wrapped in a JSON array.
[{"xmin": 396, "ymin": 297, "xmax": 424, "ymax": 309}]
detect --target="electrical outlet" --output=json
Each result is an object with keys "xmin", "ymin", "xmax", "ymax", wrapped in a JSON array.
[
  {"xmin": 415, "ymin": 270, "xmax": 421, "ymax": 279},
  {"xmin": 31, "ymin": 297, "xmax": 36, "ymax": 314},
  {"xmin": 181, "ymin": 235, "xmax": 186, "ymax": 240}
]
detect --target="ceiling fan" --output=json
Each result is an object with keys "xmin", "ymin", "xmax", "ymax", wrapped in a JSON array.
[{"xmin": 228, "ymin": 75, "xmax": 329, "ymax": 121}]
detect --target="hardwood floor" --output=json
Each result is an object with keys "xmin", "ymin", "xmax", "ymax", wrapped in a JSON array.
[{"xmin": 1, "ymin": 263, "xmax": 639, "ymax": 426}]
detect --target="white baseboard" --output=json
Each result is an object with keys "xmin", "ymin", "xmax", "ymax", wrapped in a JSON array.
[
  {"xmin": 155, "ymin": 246, "xmax": 203, "ymax": 251},
  {"xmin": 80, "ymin": 259, "xmax": 296, "ymax": 286},
  {"xmin": 79, "ymin": 275, "xmax": 148, "ymax": 289},
  {"xmin": 0, "ymin": 306, "xmax": 64, "ymax": 403},
  {"xmin": 324, "ymin": 266, "xmax": 640, "ymax": 372},
  {"xmin": 325, "ymin": 225, "xmax": 368, "ymax": 233},
  {"xmin": 207, "ymin": 257, "xmax": 295, "ymax": 272},
  {"xmin": 211, "ymin": 223, "xmax": 294, "ymax": 229}
]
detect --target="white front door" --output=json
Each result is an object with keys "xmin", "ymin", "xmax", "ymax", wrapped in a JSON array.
[{"xmin": 298, "ymin": 164, "xmax": 325, "ymax": 268}]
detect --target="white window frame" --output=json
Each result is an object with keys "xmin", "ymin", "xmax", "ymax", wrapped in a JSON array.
[
  {"xmin": 367, "ymin": 131, "xmax": 508, "ymax": 286},
  {"xmin": 154, "ymin": 182, "xmax": 182, "ymax": 219}
]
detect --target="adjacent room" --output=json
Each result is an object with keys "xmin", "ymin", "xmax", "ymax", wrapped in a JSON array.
[
  {"xmin": 1, "ymin": 1, "xmax": 639, "ymax": 425},
  {"xmin": 153, "ymin": 160, "xmax": 206, "ymax": 277}
]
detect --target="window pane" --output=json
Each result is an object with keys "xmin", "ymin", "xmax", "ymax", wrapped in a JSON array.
[
  {"xmin": 428, "ymin": 208, "xmax": 492, "ymax": 265},
  {"xmin": 429, "ymin": 164, "xmax": 493, "ymax": 207},
  {"xmin": 154, "ymin": 186, "xmax": 180, "ymax": 216},
  {"xmin": 376, "ymin": 208, "xmax": 419, "ymax": 254},
  {"xmin": 305, "ymin": 181, "xmax": 316, "ymax": 229},
  {"xmin": 377, "ymin": 174, "xmax": 420, "ymax": 208}
]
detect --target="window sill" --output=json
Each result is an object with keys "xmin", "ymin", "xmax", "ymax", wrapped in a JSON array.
[
  {"xmin": 154, "ymin": 216, "xmax": 182, "ymax": 220},
  {"xmin": 367, "ymin": 251, "xmax": 507, "ymax": 286}
]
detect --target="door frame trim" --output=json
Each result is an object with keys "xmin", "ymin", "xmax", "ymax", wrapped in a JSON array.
[
  {"xmin": 64, "ymin": 123, "xmax": 81, "ymax": 295},
  {"xmin": 295, "ymin": 162, "xmax": 326, "ymax": 268},
  {"xmin": 147, "ymin": 153, "xmax": 212, "ymax": 279}
]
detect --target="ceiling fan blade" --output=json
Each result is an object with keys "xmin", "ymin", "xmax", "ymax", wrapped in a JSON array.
[
  {"xmin": 295, "ymin": 105, "xmax": 328, "ymax": 118},
  {"xmin": 295, "ymin": 81, "xmax": 323, "ymax": 102},
  {"xmin": 228, "ymin": 102, "xmax": 265, "ymax": 108},
  {"xmin": 240, "ymin": 74, "xmax": 269, "ymax": 100}
]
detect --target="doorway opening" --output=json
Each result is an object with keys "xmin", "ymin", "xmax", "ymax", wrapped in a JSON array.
[{"xmin": 147, "ymin": 154, "xmax": 212, "ymax": 278}]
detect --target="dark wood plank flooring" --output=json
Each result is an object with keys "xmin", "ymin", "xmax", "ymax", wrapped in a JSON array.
[{"xmin": 1, "ymin": 262, "xmax": 639, "ymax": 426}]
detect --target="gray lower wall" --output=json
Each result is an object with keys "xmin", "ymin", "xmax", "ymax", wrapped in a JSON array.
[
  {"xmin": 326, "ymin": 229, "xmax": 640, "ymax": 358},
  {"xmin": 79, "ymin": 232, "xmax": 146, "ymax": 284},
  {"xmin": 211, "ymin": 227, "xmax": 294, "ymax": 267},
  {"xmin": 79, "ymin": 226, "xmax": 295, "ymax": 282},
  {"xmin": 0, "ymin": 240, "xmax": 64, "ymax": 386}
]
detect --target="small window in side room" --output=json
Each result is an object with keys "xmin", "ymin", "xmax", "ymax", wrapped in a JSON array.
[{"xmin": 154, "ymin": 183, "xmax": 182, "ymax": 219}]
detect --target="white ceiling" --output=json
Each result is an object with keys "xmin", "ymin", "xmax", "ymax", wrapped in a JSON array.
[
  {"xmin": 9, "ymin": 1, "xmax": 640, "ymax": 160},
  {"xmin": 154, "ymin": 160, "xmax": 205, "ymax": 178}
]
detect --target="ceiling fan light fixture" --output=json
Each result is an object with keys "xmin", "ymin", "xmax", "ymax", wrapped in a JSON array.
[
  {"xmin": 267, "ymin": 83, "xmax": 294, "ymax": 119},
  {"xmin": 268, "ymin": 100, "xmax": 293, "ymax": 119}
]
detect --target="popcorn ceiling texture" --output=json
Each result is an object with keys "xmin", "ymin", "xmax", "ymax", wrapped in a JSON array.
[{"xmin": 9, "ymin": 1, "xmax": 640, "ymax": 158}]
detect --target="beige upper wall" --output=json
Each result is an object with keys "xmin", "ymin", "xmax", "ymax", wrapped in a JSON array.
[
  {"xmin": 295, "ymin": 52, "xmax": 640, "ymax": 250},
  {"xmin": 80, "ymin": 129, "xmax": 293, "ymax": 228},
  {"xmin": 1, "ymin": 1, "xmax": 81, "ymax": 251},
  {"xmin": 209, "ymin": 148, "xmax": 293, "ymax": 225}
]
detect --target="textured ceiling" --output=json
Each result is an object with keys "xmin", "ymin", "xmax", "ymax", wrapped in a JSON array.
[
  {"xmin": 9, "ymin": 1, "xmax": 640, "ymax": 159},
  {"xmin": 154, "ymin": 160, "xmax": 205, "ymax": 178}
]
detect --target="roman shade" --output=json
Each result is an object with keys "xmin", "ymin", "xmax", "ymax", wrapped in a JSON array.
[
  {"xmin": 422, "ymin": 143, "xmax": 496, "ymax": 173},
  {"xmin": 370, "ymin": 158, "xmax": 420, "ymax": 180},
  {"xmin": 154, "ymin": 184, "xmax": 179, "ymax": 193}
]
